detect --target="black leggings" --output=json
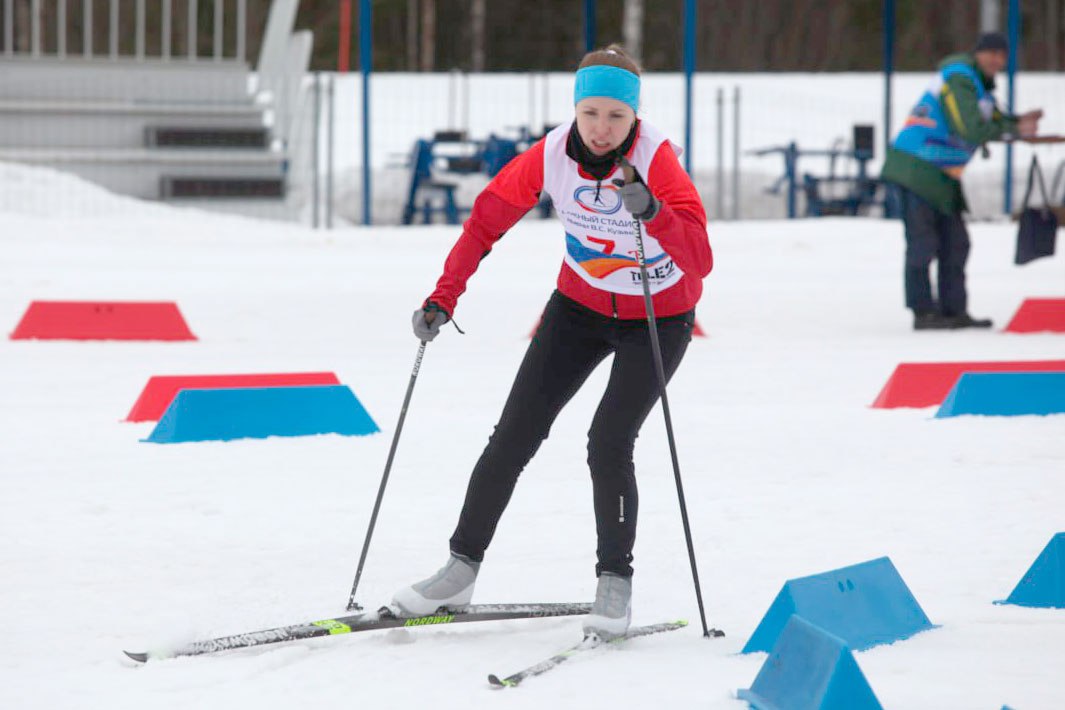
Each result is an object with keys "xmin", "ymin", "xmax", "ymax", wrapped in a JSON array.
[{"xmin": 449, "ymin": 290, "xmax": 695, "ymax": 577}]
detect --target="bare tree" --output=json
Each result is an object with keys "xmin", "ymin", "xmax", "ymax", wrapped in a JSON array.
[
  {"xmin": 622, "ymin": 0, "xmax": 643, "ymax": 62},
  {"xmin": 13, "ymin": 0, "xmax": 31, "ymax": 53},
  {"xmin": 13, "ymin": 0, "xmax": 1011, "ymax": 75},
  {"xmin": 980, "ymin": 0, "xmax": 999, "ymax": 32},
  {"xmin": 407, "ymin": 0, "xmax": 418, "ymax": 70},
  {"xmin": 420, "ymin": 0, "xmax": 434, "ymax": 71},
  {"xmin": 1047, "ymin": 0, "xmax": 1059, "ymax": 70},
  {"xmin": 471, "ymin": 0, "xmax": 485, "ymax": 71}
]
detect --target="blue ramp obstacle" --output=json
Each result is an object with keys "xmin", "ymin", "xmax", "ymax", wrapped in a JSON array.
[
  {"xmin": 742, "ymin": 557, "xmax": 935, "ymax": 654},
  {"xmin": 935, "ymin": 372, "xmax": 1065, "ymax": 418},
  {"xmin": 145, "ymin": 385, "xmax": 379, "ymax": 443},
  {"xmin": 738, "ymin": 615, "xmax": 883, "ymax": 710},
  {"xmin": 997, "ymin": 533, "xmax": 1065, "ymax": 609}
]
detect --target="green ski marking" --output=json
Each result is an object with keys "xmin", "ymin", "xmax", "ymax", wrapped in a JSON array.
[
  {"xmin": 404, "ymin": 614, "xmax": 455, "ymax": 627},
  {"xmin": 311, "ymin": 619, "xmax": 352, "ymax": 635}
]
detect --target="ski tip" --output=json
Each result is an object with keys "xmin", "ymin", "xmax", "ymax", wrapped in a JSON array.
[
  {"xmin": 123, "ymin": 650, "xmax": 149, "ymax": 664},
  {"xmin": 487, "ymin": 674, "xmax": 517, "ymax": 689}
]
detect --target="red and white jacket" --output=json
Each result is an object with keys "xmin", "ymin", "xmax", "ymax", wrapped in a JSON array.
[{"xmin": 426, "ymin": 121, "xmax": 712, "ymax": 320}]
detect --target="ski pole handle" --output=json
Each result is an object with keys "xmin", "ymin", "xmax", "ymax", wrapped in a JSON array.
[{"xmin": 616, "ymin": 153, "xmax": 639, "ymax": 185}]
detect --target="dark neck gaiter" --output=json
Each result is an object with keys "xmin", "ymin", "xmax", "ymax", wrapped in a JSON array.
[{"xmin": 565, "ymin": 119, "xmax": 640, "ymax": 181}]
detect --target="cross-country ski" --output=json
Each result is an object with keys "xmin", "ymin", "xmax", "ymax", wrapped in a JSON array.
[
  {"xmin": 125, "ymin": 603, "xmax": 591, "ymax": 663},
  {"xmin": 488, "ymin": 620, "xmax": 702, "ymax": 688}
]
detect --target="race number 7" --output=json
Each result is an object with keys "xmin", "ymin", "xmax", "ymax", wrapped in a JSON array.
[{"xmin": 587, "ymin": 236, "xmax": 616, "ymax": 255}]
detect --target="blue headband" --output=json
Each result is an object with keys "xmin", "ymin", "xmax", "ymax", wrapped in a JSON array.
[{"xmin": 573, "ymin": 65, "xmax": 640, "ymax": 113}]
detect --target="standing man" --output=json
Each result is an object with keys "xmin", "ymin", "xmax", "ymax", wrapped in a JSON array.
[{"xmin": 881, "ymin": 32, "xmax": 1042, "ymax": 330}]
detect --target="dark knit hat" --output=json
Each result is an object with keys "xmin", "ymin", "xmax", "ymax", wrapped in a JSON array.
[{"xmin": 974, "ymin": 32, "xmax": 1009, "ymax": 53}]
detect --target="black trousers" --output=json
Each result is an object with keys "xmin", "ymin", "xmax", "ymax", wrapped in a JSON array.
[
  {"xmin": 449, "ymin": 290, "xmax": 695, "ymax": 577},
  {"xmin": 898, "ymin": 186, "xmax": 971, "ymax": 316}
]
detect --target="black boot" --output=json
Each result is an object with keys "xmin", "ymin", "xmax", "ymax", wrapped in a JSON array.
[
  {"xmin": 944, "ymin": 313, "xmax": 993, "ymax": 329},
  {"xmin": 913, "ymin": 311, "xmax": 951, "ymax": 330}
]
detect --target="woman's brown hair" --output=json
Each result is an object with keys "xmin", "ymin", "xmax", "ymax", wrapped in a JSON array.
[{"xmin": 577, "ymin": 44, "xmax": 642, "ymax": 76}]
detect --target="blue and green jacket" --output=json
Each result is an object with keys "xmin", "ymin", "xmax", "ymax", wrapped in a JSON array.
[{"xmin": 881, "ymin": 53, "xmax": 1018, "ymax": 214}]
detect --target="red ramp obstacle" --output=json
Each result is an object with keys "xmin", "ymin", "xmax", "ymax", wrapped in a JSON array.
[
  {"xmin": 126, "ymin": 372, "xmax": 342, "ymax": 422},
  {"xmin": 1005, "ymin": 298, "xmax": 1065, "ymax": 333},
  {"xmin": 10, "ymin": 300, "xmax": 196, "ymax": 341},
  {"xmin": 872, "ymin": 360, "xmax": 1065, "ymax": 409}
]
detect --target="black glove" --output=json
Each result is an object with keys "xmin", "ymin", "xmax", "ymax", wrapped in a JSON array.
[
  {"xmin": 612, "ymin": 178, "xmax": 660, "ymax": 221},
  {"xmin": 412, "ymin": 302, "xmax": 449, "ymax": 342}
]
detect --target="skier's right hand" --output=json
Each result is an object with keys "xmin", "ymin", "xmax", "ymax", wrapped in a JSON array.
[
  {"xmin": 613, "ymin": 178, "xmax": 661, "ymax": 221},
  {"xmin": 412, "ymin": 302, "xmax": 449, "ymax": 342}
]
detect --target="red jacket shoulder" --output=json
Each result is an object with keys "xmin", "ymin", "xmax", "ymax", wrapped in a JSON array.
[{"xmin": 484, "ymin": 138, "xmax": 545, "ymax": 210}]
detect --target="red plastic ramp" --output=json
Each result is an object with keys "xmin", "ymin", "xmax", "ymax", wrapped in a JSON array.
[
  {"xmin": 10, "ymin": 301, "xmax": 196, "ymax": 341},
  {"xmin": 872, "ymin": 360, "xmax": 1065, "ymax": 409},
  {"xmin": 126, "ymin": 372, "xmax": 342, "ymax": 422},
  {"xmin": 1005, "ymin": 298, "xmax": 1065, "ymax": 333}
]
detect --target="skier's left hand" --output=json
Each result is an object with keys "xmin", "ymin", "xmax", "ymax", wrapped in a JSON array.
[{"xmin": 613, "ymin": 179, "xmax": 660, "ymax": 221}]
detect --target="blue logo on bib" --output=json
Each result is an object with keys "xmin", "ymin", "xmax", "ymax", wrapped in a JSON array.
[{"xmin": 574, "ymin": 184, "xmax": 623, "ymax": 214}]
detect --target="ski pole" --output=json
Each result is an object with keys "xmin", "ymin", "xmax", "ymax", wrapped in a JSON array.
[
  {"xmin": 345, "ymin": 338, "xmax": 428, "ymax": 611},
  {"xmin": 617, "ymin": 156, "xmax": 718, "ymax": 638}
]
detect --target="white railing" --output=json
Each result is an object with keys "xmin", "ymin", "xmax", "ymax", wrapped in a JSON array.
[{"xmin": 1, "ymin": 0, "xmax": 248, "ymax": 62}]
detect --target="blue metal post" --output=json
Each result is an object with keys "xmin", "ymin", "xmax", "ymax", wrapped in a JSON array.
[
  {"xmin": 883, "ymin": 0, "xmax": 895, "ymax": 159},
  {"xmin": 584, "ymin": 0, "xmax": 596, "ymax": 53},
  {"xmin": 683, "ymin": 0, "xmax": 695, "ymax": 175},
  {"xmin": 1004, "ymin": 0, "xmax": 1019, "ymax": 214},
  {"xmin": 360, "ymin": 0, "xmax": 372, "ymax": 225},
  {"xmin": 786, "ymin": 142, "xmax": 797, "ymax": 219}
]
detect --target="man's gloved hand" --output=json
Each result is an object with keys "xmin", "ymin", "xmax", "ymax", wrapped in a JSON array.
[
  {"xmin": 612, "ymin": 179, "xmax": 660, "ymax": 221},
  {"xmin": 412, "ymin": 302, "xmax": 449, "ymax": 342}
]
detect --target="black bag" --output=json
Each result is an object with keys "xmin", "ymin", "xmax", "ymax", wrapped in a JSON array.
[{"xmin": 1014, "ymin": 156, "xmax": 1058, "ymax": 265}]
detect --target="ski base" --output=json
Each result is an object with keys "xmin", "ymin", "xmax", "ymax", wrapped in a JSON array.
[
  {"xmin": 124, "ymin": 602, "xmax": 591, "ymax": 663},
  {"xmin": 488, "ymin": 619, "xmax": 695, "ymax": 688}
]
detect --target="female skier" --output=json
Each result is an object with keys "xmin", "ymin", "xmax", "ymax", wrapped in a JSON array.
[{"xmin": 393, "ymin": 45, "xmax": 713, "ymax": 639}]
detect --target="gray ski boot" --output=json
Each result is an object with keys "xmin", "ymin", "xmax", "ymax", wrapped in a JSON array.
[
  {"xmin": 582, "ymin": 572, "xmax": 632, "ymax": 639},
  {"xmin": 392, "ymin": 553, "xmax": 480, "ymax": 616}
]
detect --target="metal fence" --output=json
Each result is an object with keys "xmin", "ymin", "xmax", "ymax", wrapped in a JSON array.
[
  {"xmin": 1, "ymin": 3, "xmax": 1063, "ymax": 227},
  {"xmin": 327, "ymin": 70, "xmax": 1065, "ymax": 226},
  {"xmin": 1, "ymin": 0, "xmax": 249, "ymax": 61}
]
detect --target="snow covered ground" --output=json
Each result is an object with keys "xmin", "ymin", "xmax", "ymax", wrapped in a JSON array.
[{"xmin": 1, "ymin": 163, "xmax": 1064, "ymax": 709}]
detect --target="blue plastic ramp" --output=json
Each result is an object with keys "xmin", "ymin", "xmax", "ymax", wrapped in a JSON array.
[
  {"xmin": 742, "ymin": 557, "xmax": 935, "ymax": 654},
  {"xmin": 935, "ymin": 372, "xmax": 1065, "ymax": 417},
  {"xmin": 145, "ymin": 385, "xmax": 379, "ymax": 443},
  {"xmin": 997, "ymin": 533, "xmax": 1065, "ymax": 609},
  {"xmin": 738, "ymin": 615, "xmax": 884, "ymax": 710}
]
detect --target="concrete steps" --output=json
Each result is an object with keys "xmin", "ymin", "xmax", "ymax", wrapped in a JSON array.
[
  {"xmin": 0, "ymin": 147, "xmax": 286, "ymax": 201},
  {"xmin": 0, "ymin": 57, "xmax": 254, "ymax": 103}
]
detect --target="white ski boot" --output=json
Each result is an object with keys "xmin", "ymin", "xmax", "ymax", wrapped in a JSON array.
[
  {"xmin": 392, "ymin": 553, "xmax": 480, "ymax": 616},
  {"xmin": 582, "ymin": 572, "xmax": 632, "ymax": 639}
]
